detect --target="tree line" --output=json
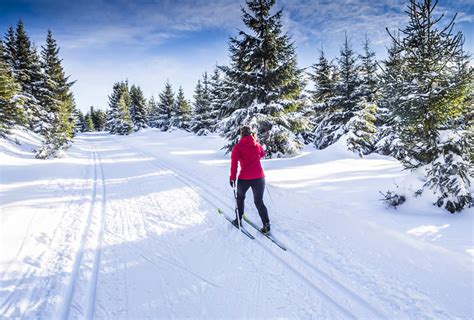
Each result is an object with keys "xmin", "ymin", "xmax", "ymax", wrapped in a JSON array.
[
  {"xmin": 106, "ymin": 0, "xmax": 472, "ymax": 213},
  {"xmin": 0, "ymin": 21, "xmax": 78, "ymax": 158}
]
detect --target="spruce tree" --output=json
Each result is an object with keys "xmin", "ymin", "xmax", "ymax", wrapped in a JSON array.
[
  {"xmin": 208, "ymin": 67, "xmax": 227, "ymax": 132},
  {"xmin": 85, "ymin": 114, "xmax": 95, "ymax": 132},
  {"xmin": 156, "ymin": 81, "xmax": 175, "ymax": 131},
  {"xmin": 107, "ymin": 81, "xmax": 133, "ymax": 135},
  {"xmin": 173, "ymin": 86, "xmax": 192, "ymax": 130},
  {"xmin": 0, "ymin": 40, "xmax": 25, "ymax": 138},
  {"xmin": 11, "ymin": 21, "xmax": 50, "ymax": 135},
  {"xmin": 306, "ymin": 48, "xmax": 336, "ymax": 144},
  {"xmin": 129, "ymin": 85, "xmax": 148, "ymax": 131},
  {"xmin": 220, "ymin": 0, "xmax": 306, "ymax": 157},
  {"xmin": 3, "ymin": 27, "xmax": 16, "ymax": 72},
  {"xmin": 147, "ymin": 96, "xmax": 160, "ymax": 128},
  {"xmin": 312, "ymin": 34, "xmax": 361, "ymax": 150},
  {"xmin": 386, "ymin": 0, "xmax": 473, "ymax": 212},
  {"xmin": 36, "ymin": 30, "xmax": 76, "ymax": 158},
  {"xmin": 359, "ymin": 35, "xmax": 378, "ymax": 101},
  {"xmin": 309, "ymin": 48, "xmax": 334, "ymax": 104},
  {"xmin": 191, "ymin": 73, "xmax": 214, "ymax": 135},
  {"xmin": 375, "ymin": 34, "xmax": 407, "ymax": 159}
]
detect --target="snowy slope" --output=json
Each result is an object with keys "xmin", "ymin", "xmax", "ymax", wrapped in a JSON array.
[{"xmin": 1, "ymin": 129, "xmax": 472, "ymax": 319}]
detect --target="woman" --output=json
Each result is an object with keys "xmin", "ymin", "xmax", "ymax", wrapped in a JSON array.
[{"xmin": 229, "ymin": 126, "xmax": 270, "ymax": 233}]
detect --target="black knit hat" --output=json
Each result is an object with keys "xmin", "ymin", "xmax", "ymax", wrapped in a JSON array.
[{"xmin": 240, "ymin": 125, "xmax": 253, "ymax": 137}]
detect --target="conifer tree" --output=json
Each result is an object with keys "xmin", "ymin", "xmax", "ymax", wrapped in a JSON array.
[
  {"xmin": 0, "ymin": 41, "xmax": 25, "ymax": 138},
  {"xmin": 309, "ymin": 48, "xmax": 334, "ymax": 104},
  {"xmin": 359, "ymin": 35, "xmax": 378, "ymax": 101},
  {"xmin": 35, "ymin": 30, "xmax": 76, "ymax": 158},
  {"xmin": 147, "ymin": 96, "xmax": 160, "ymax": 128},
  {"xmin": 2, "ymin": 27, "xmax": 16, "ymax": 72},
  {"xmin": 156, "ymin": 81, "xmax": 175, "ymax": 131},
  {"xmin": 107, "ymin": 81, "xmax": 133, "ymax": 135},
  {"xmin": 385, "ymin": 0, "xmax": 473, "ymax": 212},
  {"xmin": 191, "ymin": 73, "xmax": 214, "ymax": 135},
  {"xmin": 10, "ymin": 21, "xmax": 50, "ymax": 135},
  {"xmin": 312, "ymin": 34, "xmax": 360, "ymax": 150},
  {"xmin": 306, "ymin": 48, "xmax": 336, "ymax": 144},
  {"xmin": 208, "ymin": 67, "xmax": 227, "ymax": 131},
  {"xmin": 375, "ymin": 33, "xmax": 406, "ymax": 159},
  {"xmin": 172, "ymin": 86, "xmax": 192, "ymax": 130},
  {"xmin": 85, "ymin": 114, "xmax": 95, "ymax": 132},
  {"xmin": 220, "ymin": 0, "xmax": 306, "ymax": 157},
  {"xmin": 129, "ymin": 85, "xmax": 148, "ymax": 131}
]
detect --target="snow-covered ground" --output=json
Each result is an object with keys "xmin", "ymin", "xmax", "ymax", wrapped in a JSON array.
[{"xmin": 1, "ymin": 128, "xmax": 472, "ymax": 319}]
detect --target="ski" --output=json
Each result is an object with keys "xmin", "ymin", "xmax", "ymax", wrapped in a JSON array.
[
  {"xmin": 217, "ymin": 208, "xmax": 255, "ymax": 239},
  {"xmin": 242, "ymin": 215, "xmax": 287, "ymax": 251}
]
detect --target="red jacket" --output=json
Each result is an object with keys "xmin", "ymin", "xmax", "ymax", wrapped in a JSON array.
[{"xmin": 230, "ymin": 135, "xmax": 265, "ymax": 181}]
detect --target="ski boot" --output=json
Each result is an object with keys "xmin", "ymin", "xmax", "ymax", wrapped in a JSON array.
[
  {"xmin": 260, "ymin": 223, "xmax": 271, "ymax": 234},
  {"xmin": 231, "ymin": 218, "xmax": 242, "ymax": 229}
]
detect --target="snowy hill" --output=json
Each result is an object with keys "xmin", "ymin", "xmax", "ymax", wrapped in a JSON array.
[{"xmin": 1, "ymin": 129, "xmax": 472, "ymax": 318}]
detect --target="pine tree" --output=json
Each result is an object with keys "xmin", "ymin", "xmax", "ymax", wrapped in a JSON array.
[
  {"xmin": 156, "ymin": 81, "xmax": 175, "ymax": 131},
  {"xmin": 386, "ymin": 0, "xmax": 473, "ymax": 212},
  {"xmin": 10, "ymin": 21, "xmax": 50, "ymax": 135},
  {"xmin": 191, "ymin": 73, "xmax": 214, "ymax": 135},
  {"xmin": 107, "ymin": 81, "xmax": 133, "ymax": 135},
  {"xmin": 359, "ymin": 35, "xmax": 378, "ymax": 102},
  {"xmin": 220, "ymin": 0, "xmax": 306, "ymax": 157},
  {"xmin": 129, "ymin": 85, "xmax": 148, "ymax": 131},
  {"xmin": 309, "ymin": 48, "xmax": 334, "ymax": 104},
  {"xmin": 85, "ymin": 114, "xmax": 95, "ymax": 132},
  {"xmin": 35, "ymin": 30, "xmax": 76, "ymax": 158},
  {"xmin": 172, "ymin": 86, "xmax": 192, "ymax": 130},
  {"xmin": 2, "ymin": 27, "xmax": 16, "ymax": 72},
  {"xmin": 208, "ymin": 67, "xmax": 226, "ymax": 132},
  {"xmin": 312, "ymin": 34, "xmax": 361, "ymax": 150},
  {"xmin": 0, "ymin": 40, "xmax": 25, "ymax": 138},
  {"xmin": 90, "ymin": 108, "xmax": 107, "ymax": 131},
  {"xmin": 306, "ymin": 48, "xmax": 336, "ymax": 144},
  {"xmin": 147, "ymin": 96, "xmax": 160, "ymax": 128},
  {"xmin": 375, "ymin": 33, "xmax": 406, "ymax": 159}
]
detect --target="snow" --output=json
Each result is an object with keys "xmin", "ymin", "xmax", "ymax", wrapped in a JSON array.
[{"xmin": 1, "ymin": 128, "xmax": 473, "ymax": 319}]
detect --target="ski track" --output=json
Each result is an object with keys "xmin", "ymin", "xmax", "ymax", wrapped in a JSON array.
[
  {"xmin": 117, "ymin": 137, "xmax": 385, "ymax": 319},
  {"xmin": 60, "ymin": 144, "xmax": 106, "ymax": 320},
  {"xmin": 0, "ymin": 144, "xmax": 93, "ymax": 318}
]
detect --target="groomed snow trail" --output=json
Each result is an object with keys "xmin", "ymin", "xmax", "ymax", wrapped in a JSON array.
[{"xmin": 1, "ymin": 130, "xmax": 472, "ymax": 319}]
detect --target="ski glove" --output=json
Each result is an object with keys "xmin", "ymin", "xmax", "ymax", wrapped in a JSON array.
[{"xmin": 229, "ymin": 179, "xmax": 235, "ymax": 188}]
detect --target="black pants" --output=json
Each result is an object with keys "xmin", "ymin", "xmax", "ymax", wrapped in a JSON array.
[{"xmin": 236, "ymin": 178, "xmax": 270, "ymax": 225}]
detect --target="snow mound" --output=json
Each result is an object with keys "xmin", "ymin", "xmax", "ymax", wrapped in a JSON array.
[{"xmin": 0, "ymin": 128, "xmax": 43, "ymax": 160}]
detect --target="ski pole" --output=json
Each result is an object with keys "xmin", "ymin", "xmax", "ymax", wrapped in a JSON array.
[{"xmin": 232, "ymin": 184, "xmax": 242, "ymax": 229}]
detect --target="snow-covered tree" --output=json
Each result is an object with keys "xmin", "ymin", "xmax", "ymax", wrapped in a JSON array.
[
  {"xmin": 305, "ymin": 48, "xmax": 336, "ymax": 144},
  {"xmin": 107, "ymin": 81, "xmax": 132, "ymax": 135},
  {"xmin": 358, "ymin": 35, "xmax": 378, "ymax": 102},
  {"xmin": 36, "ymin": 30, "xmax": 77, "ymax": 158},
  {"xmin": 375, "ymin": 33, "xmax": 407, "ymax": 159},
  {"xmin": 385, "ymin": 0, "xmax": 473, "ymax": 212},
  {"xmin": 191, "ymin": 73, "xmax": 214, "ymax": 135},
  {"xmin": 220, "ymin": 0, "xmax": 306, "ymax": 157},
  {"xmin": 156, "ymin": 81, "xmax": 175, "ymax": 131},
  {"xmin": 312, "ymin": 34, "xmax": 360, "ymax": 150},
  {"xmin": 208, "ymin": 67, "xmax": 226, "ymax": 131},
  {"xmin": 0, "ymin": 40, "xmax": 25, "ymax": 138},
  {"xmin": 172, "ymin": 86, "xmax": 192, "ymax": 130},
  {"xmin": 147, "ymin": 96, "xmax": 160, "ymax": 128},
  {"xmin": 129, "ymin": 85, "xmax": 148, "ymax": 131}
]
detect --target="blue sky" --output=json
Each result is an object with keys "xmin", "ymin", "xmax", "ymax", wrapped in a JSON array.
[{"xmin": 1, "ymin": 0, "xmax": 473, "ymax": 112}]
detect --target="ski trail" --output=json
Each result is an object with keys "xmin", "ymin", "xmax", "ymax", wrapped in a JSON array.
[
  {"xmin": 84, "ymin": 149, "xmax": 106, "ymax": 319},
  {"xmin": 158, "ymin": 154, "xmax": 387, "ymax": 318},
  {"xmin": 59, "ymin": 144, "xmax": 106, "ymax": 320},
  {"xmin": 118, "ymin": 143, "xmax": 379, "ymax": 319}
]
